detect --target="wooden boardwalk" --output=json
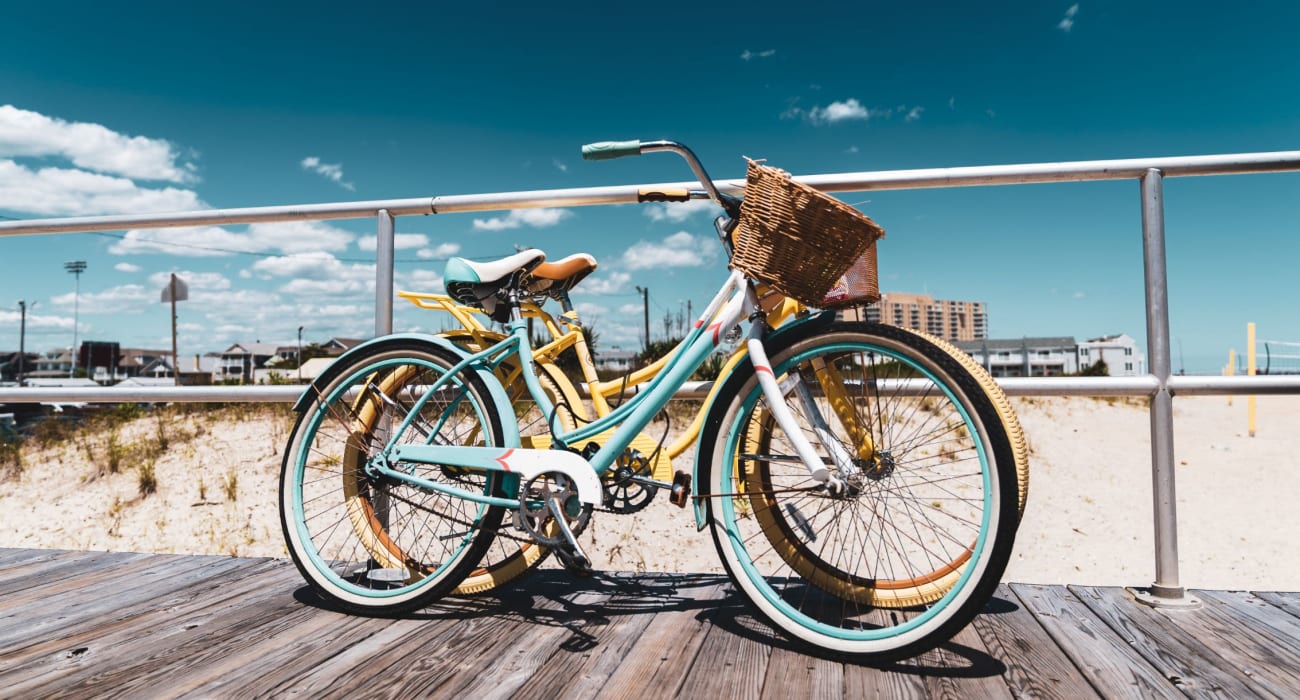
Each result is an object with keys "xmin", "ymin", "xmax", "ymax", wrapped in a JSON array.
[{"xmin": 1, "ymin": 548, "xmax": 1298, "ymax": 698}]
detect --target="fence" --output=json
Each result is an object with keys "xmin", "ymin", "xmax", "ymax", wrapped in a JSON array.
[{"xmin": 4, "ymin": 148, "xmax": 1300, "ymax": 606}]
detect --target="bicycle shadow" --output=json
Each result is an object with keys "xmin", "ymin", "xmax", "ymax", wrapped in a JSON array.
[{"xmin": 292, "ymin": 569, "xmax": 1015, "ymax": 677}]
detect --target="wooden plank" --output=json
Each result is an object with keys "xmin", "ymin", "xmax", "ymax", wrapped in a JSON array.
[
  {"xmin": 1064, "ymin": 585, "xmax": 1263, "ymax": 698},
  {"xmin": 971, "ymin": 584, "xmax": 1100, "ymax": 699},
  {"xmin": 0, "ymin": 559, "xmax": 299, "ymax": 694},
  {"xmin": 244, "ymin": 601, "xmax": 488, "ymax": 692},
  {"xmin": 274, "ymin": 571, "xmax": 618, "ymax": 699},
  {"xmin": 0, "ymin": 548, "xmax": 77, "ymax": 572},
  {"xmin": 674, "ymin": 592, "xmax": 776, "ymax": 700},
  {"xmin": 516, "ymin": 571, "xmax": 712, "ymax": 699},
  {"xmin": 1011, "ymin": 585, "xmax": 1183, "ymax": 699},
  {"xmin": 0, "ymin": 550, "xmax": 137, "ymax": 598},
  {"xmin": 1252, "ymin": 591, "xmax": 1300, "ymax": 621},
  {"xmin": 0, "ymin": 553, "xmax": 244, "ymax": 650},
  {"xmin": 595, "ymin": 578, "xmax": 727, "ymax": 700},
  {"xmin": 842, "ymin": 600, "xmax": 1011, "ymax": 699},
  {"xmin": 441, "ymin": 580, "xmax": 629, "ymax": 699},
  {"xmin": 760, "ymin": 646, "xmax": 842, "ymax": 699},
  {"xmin": 1152, "ymin": 589, "xmax": 1300, "ymax": 696},
  {"xmin": 1198, "ymin": 590, "xmax": 1300, "ymax": 654}
]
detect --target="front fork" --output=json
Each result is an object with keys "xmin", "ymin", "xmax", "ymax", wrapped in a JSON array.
[{"xmin": 742, "ymin": 297, "xmax": 876, "ymax": 493}]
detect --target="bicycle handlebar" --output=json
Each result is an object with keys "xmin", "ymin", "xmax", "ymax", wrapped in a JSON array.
[
  {"xmin": 581, "ymin": 140, "xmax": 642, "ymax": 160},
  {"xmin": 582, "ymin": 139, "xmax": 740, "ymax": 219}
]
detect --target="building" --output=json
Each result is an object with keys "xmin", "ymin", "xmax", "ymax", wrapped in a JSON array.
[
  {"xmin": 840, "ymin": 292, "xmax": 987, "ymax": 342},
  {"xmin": 595, "ymin": 348, "xmax": 637, "ymax": 374},
  {"xmin": 956, "ymin": 334, "xmax": 1146, "ymax": 377},
  {"xmin": 216, "ymin": 342, "xmax": 280, "ymax": 384},
  {"xmin": 1078, "ymin": 334, "xmax": 1146, "ymax": 376}
]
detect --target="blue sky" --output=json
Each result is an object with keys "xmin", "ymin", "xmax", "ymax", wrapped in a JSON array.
[{"xmin": 1, "ymin": 1, "xmax": 1298, "ymax": 373}]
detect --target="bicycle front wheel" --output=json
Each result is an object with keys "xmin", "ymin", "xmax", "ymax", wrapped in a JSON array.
[
  {"xmin": 703, "ymin": 324, "xmax": 1018, "ymax": 662},
  {"xmin": 279, "ymin": 339, "xmax": 506, "ymax": 615}
]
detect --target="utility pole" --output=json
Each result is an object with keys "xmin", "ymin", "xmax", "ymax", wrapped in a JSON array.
[
  {"xmin": 64, "ymin": 260, "xmax": 86, "ymax": 378},
  {"xmin": 297, "ymin": 325, "xmax": 304, "ymax": 383},
  {"xmin": 161, "ymin": 274, "xmax": 188, "ymax": 386},
  {"xmin": 17, "ymin": 300, "xmax": 27, "ymax": 387},
  {"xmin": 635, "ymin": 286, "xmax": 649, "ymax": 352}
]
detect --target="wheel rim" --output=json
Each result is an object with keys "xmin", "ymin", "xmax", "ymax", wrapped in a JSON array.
[
  {"xmin": 718, "ymin": 339, "xmax": 997, "ymax": 643},
  {"xmin": 289, "ymin": 355, "xmax": 495, "ymax": 602}
]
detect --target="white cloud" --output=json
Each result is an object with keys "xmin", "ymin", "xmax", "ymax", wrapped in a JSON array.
[
  {"xmin": 472, "ymin": 208, "xmax": 572, "ymax": 231},
  {"xmin": 845, "ymin": 145, "xmax": 860, "ymax": 154},
  {"xmin": 0, "ymin": 105, "xmax": 196, "ymax": 183},
  {"xmin": 0, "ymin": 160, "xmax": 204, "ymax": 217},
  {"xmin": 50, "ymin": 284, "xmax": 153, "ymax": 314},
  {"xmin": 301, "ymin": 156, "xmax": 355, "ymax": 191},
  {"xmin": 573, "ymin": 302, "xmax": 606, "ymax": 319},
  {"xmin": 417, "ymin": 242, "xmax": 461, "ymax": 259},
  {"xmin": 904, "ymin": 106, "xmax": 925, "ymax": 122},
  {"xmin": 643, "ymin": 198, "xmax": 721, "ymax": 223},
  {"xmin": 0, "ymin": 309, "xmax": 73, "ymax": 330},
  {"xmin": 1059, "ymin": 4, "xmax": 1079, "ymax": 32},
  {"xmin": 280, "ymin": 277, "xmax": 373, "ymax": 298},
  {"xmin": 621, "ymin": 232, "xmax": 717, "ymax": 270},
  {"xmin": 357, "ymin": 233, "xmax": 430, "ymax": 251},
  {"xmin": 114, "ymin": 262, "xmax": 141, "ymax": 273},
  {"xmin": 252, "ymin": 251, "xmax": 368, "ymax": 281},
  {"xmin": 250, "ymin": 220, "xmax": 355, "ymax": 255},
  {"xmin": 618, "ymin": 303, "xmax": 642, "ymax": 315},
  {"xmin": 109, "ymin": 220, "xmax": 355, "ymax": 257},
  {"xmin": 809, "ymin": 99, "xmax": 872, "ymax": 125},
  {"xmin": 741, "ymin": 49, "xmax": 776, "ymax": 61},
  {"xmin": 552, "ymin": 158, "xmax": 568, "ymax": 173},
  {"xmin": 146, "ymin": 270, "xmax": 232, "ymax": 291},
  {"xmin": 576, "ymin": 271, "xmax": 631, "ymax": 295}
]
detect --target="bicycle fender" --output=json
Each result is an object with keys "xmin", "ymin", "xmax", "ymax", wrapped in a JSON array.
[
  {"xmin": 692, "ymin": 310, "xmax": 838, "ymax": 529},
  {"xmin": 291, "ymin": 334, "xmax": 515, "ymax": 445}
]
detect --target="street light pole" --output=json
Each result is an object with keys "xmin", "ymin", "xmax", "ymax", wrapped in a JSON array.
[
  {"xmin": 297, "ymin": 325, "xmax": 304, "ymax": 383},
  {"xmin": 64, "ymin": 260, "xmax": 86, "ymax": 378}
]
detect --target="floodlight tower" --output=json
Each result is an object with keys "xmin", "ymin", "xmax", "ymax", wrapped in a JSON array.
[{"xmin": 64, "ymin": 260, "xmax": 87, "ymax": 378}]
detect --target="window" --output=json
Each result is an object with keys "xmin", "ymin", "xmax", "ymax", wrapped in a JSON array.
[
  {"xmin": 1124, "ymin": 347, "xmax": 1133, "ymax": 356},
  {"xmin": 1080, "ymin": 348, "xmax": 1089, "ymax": 356},
  {"xmin": 1125, "ymin": 362, "xmax": 1133, "ymax": 371}
]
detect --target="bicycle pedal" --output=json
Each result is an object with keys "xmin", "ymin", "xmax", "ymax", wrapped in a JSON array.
[
  {"xmin": 669, "ymin": 471, "xmax": 691, "ymax": 508},
  {"xmin": 555, "ymin": 547, "xmax": 593, "ymax": 577}
]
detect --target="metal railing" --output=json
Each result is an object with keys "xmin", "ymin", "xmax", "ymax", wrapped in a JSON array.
[{"xmin": 4, "ymin": 147, "xmax": 1300, "ymax": 605}]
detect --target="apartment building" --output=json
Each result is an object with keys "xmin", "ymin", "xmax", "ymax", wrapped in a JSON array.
[{"xmin": 839, "ymin": 292, "xmax": 987, "ymax": 342}]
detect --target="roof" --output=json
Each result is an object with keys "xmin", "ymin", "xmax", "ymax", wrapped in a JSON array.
[
  {"xmin": 221, "ymin": 343, "xmax": 281, "ymax": 356},
  {"xmin": 297, "ymin": 357, "xmax": 336, "ymax": 380},
  {"xmin": 954, "ymin": 337, "xmax": 1078, "ymax": 352}
]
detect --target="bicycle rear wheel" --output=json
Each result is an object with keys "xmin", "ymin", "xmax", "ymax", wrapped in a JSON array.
[
  {"xmin": 279, "ymin": 339, "xmax": 506, "ymax": 615},
  {"xmin": 703, "ymin": 324, "xmax": 1018, "ymax": 661}
]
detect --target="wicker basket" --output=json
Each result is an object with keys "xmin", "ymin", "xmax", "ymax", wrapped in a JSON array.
[{"xmin": 732, "ymin": 159, "xmax": 885, "ymax": 308}]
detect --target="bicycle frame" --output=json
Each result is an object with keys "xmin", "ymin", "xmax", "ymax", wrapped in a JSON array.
[
  {"xmin": 366, "ymin": 270, "xmax": 746, "ymax": 508},
  {"xmin": 398, "ymin": 284, "xmax": 816, "ymax": 464}
]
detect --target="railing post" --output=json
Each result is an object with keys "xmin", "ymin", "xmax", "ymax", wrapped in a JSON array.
[
  {"xmin": 1133, "ymin": 168, "xmax": 1200, "ymax": 608},
  {"xmin": 376, "ymin": 209, "xmax": 395, "ymax": 337}
]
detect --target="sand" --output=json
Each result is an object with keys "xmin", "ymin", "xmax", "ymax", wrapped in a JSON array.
[{"xmin": 1, "ymin": 396, "xmax": 1297, "ymax": 591}]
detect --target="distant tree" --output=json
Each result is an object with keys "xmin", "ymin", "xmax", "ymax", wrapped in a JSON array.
[
  {"xmin": 1074, "ymin": 359, "xmax": 1109, "ymax": 377},
  {"xmin": 638, "ymin": 337, "xmax": 681, "ymax": 367}
]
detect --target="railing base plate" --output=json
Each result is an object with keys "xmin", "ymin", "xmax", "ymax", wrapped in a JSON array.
[{"xmin": 1128, "ymin": 586, "xmax": 1202, "ymax": 609}]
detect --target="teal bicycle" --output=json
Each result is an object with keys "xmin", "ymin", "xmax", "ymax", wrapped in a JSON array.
[{"xmin": 278, "ymin": 140, "xmax": 1022, "ymax": 662}]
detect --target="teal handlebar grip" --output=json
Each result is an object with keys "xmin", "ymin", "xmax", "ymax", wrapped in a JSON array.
[{"xmin": 581, "ymin": 140, "xmax": 642, "ymax": 160}]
